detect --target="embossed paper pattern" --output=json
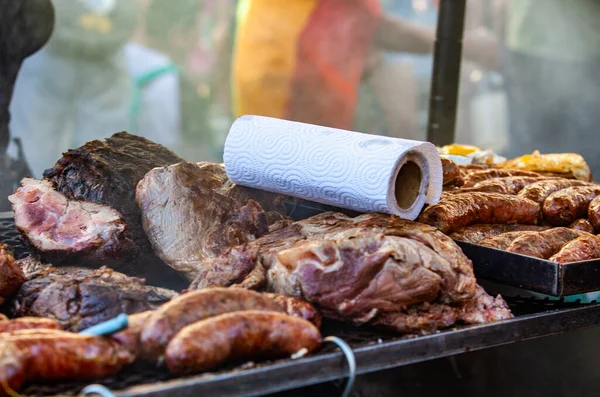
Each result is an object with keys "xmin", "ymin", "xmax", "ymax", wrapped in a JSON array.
[{"xmin": 224, "ymin": 116, "xmax": 442, "ymax": 220}]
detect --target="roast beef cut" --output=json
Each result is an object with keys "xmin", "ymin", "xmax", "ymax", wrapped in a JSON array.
[
  {"xmin": 12, "ymin": 265, "xmax": 178, "ymax": 332},
  {"xmin": 136, "ymin": 162, "xmax": 288, "ymax": 281},
  {"xmin": 42, "ymin": 132, "xmax": 186, "ymax": 288},
  {"xmin": 9, "ymin": 178, "xmax": 138, "ymax": 266},
  {"xmin": 188, "ymin": 212, "xmax": 511, "ymax": 333}
]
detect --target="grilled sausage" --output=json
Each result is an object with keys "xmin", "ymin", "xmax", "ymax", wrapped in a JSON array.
[
  {"xmin": 263, "ymin": 293, "xmax": 322, "ymax": 328},
  {"xmin": 0, "ymin": 317, "xmax": 61, "ymax": 333},
  {"xmin": 141, "ymin": 288, "xmax": 319, "ymax": 360},
  {"xmin": 568, "ymin": 219, "xmax": 596, "ymax": 234},
  {"xmin": 441, "ymin": 158, "xmax": 460, "ymax": 186},
  {"xmin": 110, "ymin": 311, "xmax": 153, "ymax": 356},
  {"xmin": 447, "ymin": 176, "xmax": 552, "ymax": 196},
  {"xmin": 418, "ymin": 193, "xmax": 540, "ymax": 234},
  {"xmin": 543, "ymin": 186, "xmax": 600, "ymax": 225},
  {"xmin": 461, "ymin": 170, "xmax": 542, "ymax": 188},
  {"xmin": 505, "ymin": 228, "xmax": 587, "ymax": 259},
  {"xmin": 165, "ymin": 311, "xmax": 322, "ymax": 374},
  {"xmin": 588, "ymin": 196, "xmax": 600, "ymax": 231},
  {"xmin": 0, "ymin": 329, "xmax": 134, "ymax": 397},
  {"xmin": 518, "ymin": 179, "xmax": 593, "ymax": 205},
  {"xmin": 449, "ymin": 224, "xmax": 550, "ymax": 244},
  {"xmin": 478, "ymin": 231, "xmax": 538, "ymax": 251},
  {"xmin": 549, "ymin": 235, "xmax": 600, "ymax": 263},
  {"xmin": 0, "ymin": 244, "xmax": 26, "ymax": 306}
]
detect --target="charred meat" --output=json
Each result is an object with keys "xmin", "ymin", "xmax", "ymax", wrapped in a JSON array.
[
  {"xmin": 42, "ymin": 132, "xmax": 186, "ymax": 287},
  {"xmin": 12, "ymin": 266, "xmax": 178, "ymax": 332}
]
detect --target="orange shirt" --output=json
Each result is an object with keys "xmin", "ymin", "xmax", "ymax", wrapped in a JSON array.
[{"xmin": 233, "ymin": 0, "xmax": 381, "ymax": 129}]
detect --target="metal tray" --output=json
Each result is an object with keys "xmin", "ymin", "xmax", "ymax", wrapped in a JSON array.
[{"xmin": 457, "ymin": 241, "xmax": 600, "ymax": 297}]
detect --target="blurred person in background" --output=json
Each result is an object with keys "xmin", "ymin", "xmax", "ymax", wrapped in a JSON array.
[
  {"xmin": 9, "ymin": 0, "xmax": 181, "ymax": 177},
  {"xmin": 366, "ymin": 0, "xmax": 507, "ymax": 145},
  {"xmin": 503, "ymin": 0, "xmax": 600, "ymax": 176},
  {"xmin": 139, "ymin": 0, "xmax": 214, "ymax": 161},
  {"xmin": 232, "ymin": 0, "xmax": 501, "ymax": 137},
  {"xmin": 138, "ymin": 0, "xmax": 238, "ymax": 162}
]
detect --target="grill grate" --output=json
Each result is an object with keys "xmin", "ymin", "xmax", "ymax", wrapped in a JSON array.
[
  {"xmin": 0, "ymin": 216, "xmax": 593, "ymax": 397},
  {"xmin": 0, "ymin": 218, "xmax": 29, "ymax": 259}
]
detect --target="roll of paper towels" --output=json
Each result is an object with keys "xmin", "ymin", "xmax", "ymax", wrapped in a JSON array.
[{"xmin": 224, "ymin": 116, "xmax": 443, "ymax": 220}]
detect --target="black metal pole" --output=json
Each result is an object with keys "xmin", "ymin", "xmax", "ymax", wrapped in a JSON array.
[
  {"xmin": 0, "ymin": 0, "xmax": 54, "ymax": 153},
  {"xmin": 426, "ymin": 0, "xmax": 467, "ymax": 146}
]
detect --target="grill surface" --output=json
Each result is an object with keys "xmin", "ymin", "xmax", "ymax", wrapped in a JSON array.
[{"xmin": 2, "ymin": 215, "xmax": 599, "ymax": 397}]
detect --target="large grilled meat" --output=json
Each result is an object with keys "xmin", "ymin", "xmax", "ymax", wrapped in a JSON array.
[
  {"xmin": 42, "ymin": 132, "xmax": 186, "ymax": 288},
  {"xmin": 136, "ymin": 162, "xmax": 288, "ymax": 281},
  {"xmin": 188, "ymin": 212, "xmax": 511, "ymax": 333},
  {"xmin": 9, "ymin": 178, "xmax": 138, "ymax": 266},
  {"xmin": 12, "ymin": 266, "xmax": 178, "ymax": 332}
]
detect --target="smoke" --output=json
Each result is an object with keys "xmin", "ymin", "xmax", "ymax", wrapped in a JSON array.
[{"xmin": 501, "ymin": 0, "xmax": 600, "ymax": 176}]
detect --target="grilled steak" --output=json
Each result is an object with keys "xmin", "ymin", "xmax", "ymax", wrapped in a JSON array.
[
  {"xmin": 12, "ymin": 266, "xmax": 178, "ymax": 332},
  {"xmin": 449, "ymin": 224, "xmax": 550, "ymax": 244},
  {"xmin": 0, "ymin": 243, "xmax": 25, "ymax": 306},
  {"xmin": 42, "ymin": 132, "xmax": 186, "ymax": 288},
  {"xmin": 188, "ymin": 213, "xmax": 511, "ymax": 333},
  {"xmin": 136, "ymin": 162, "xmax": 287, "ymax": 281},
  {"xmin": 9, "ymin": 178, "xmax": 138, "ymax": 266}
]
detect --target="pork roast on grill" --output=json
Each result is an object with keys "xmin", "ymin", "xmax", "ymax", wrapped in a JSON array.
[
  {"xmin": 188, "ymin": 212, "xmax": 511, "ymax": 333},
  {"xmin": 12, "ymin": 265, "xmax": 178, "ymax": 332},
  {"xmin": 136, "ymin": 162, "xmax": 288, "ymax": 281},
  {"xmin": 41, "ymin": 132, "xmax": 187, "ymax": 288}
]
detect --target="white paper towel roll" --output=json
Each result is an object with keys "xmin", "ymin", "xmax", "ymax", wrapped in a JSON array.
[{"xmin": 224, "ymin": 116, "xmax": 443, "ymax": 220}]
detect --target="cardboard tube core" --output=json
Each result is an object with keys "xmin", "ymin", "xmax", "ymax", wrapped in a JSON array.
[{"xmin": 394, "ymin": 161, "xmax": 423, "ymax": 209}]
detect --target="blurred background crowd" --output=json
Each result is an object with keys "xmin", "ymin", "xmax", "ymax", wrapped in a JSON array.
[{"xmin": 7, "ymin": 0, "xmax": 600, "ymax": 177}]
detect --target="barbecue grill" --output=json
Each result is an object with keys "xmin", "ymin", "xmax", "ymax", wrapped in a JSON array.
[
  {"xmin": 3, "ymin": 1, "xmax": 600, "ymax": 397},
  {"xmin": 1, "ymin": 213, "xmax": 599, "ymax": 397}
]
